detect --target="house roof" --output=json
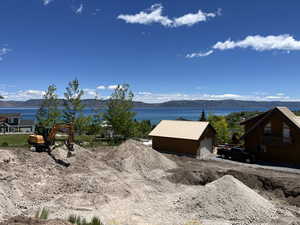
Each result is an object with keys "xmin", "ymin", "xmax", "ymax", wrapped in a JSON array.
[
  {"xmin": 241, "ymin": 107, "xmax": 300, "ymax": 138},
  {"xmin": 19, "ymin": 120, "xmax": 35, "ymax": 126},
  {"xmin": 149, "ymin": 120, "xmax": 211, "ymax": 140},
  {"xmin": 0, "ymin": 113, "xmax": 21, "ymax": 118}
]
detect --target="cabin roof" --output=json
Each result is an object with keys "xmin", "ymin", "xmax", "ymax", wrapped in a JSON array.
[
  {"xmin": 241, "ymin": 107, "xmax": 300, "ymax": 139},
  {"xmin": 149, "ymin": 120, "xmax": 212, "ymax": 140}
]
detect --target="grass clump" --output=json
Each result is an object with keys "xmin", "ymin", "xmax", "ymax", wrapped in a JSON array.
[
  {"xmin": 35, "ymin": 208, "xmax": 49, "ymax": 220},
  {"xmin": 68, "ymin": 215, "xmax": 103, "ymax": 225}
]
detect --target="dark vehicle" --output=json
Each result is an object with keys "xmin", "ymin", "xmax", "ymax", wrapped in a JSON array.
[{"xmin": 217, "ymin": 147, "xmax": 255, "ymax": 163}]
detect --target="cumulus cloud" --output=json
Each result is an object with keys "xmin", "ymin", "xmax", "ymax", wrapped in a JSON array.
[
  {"xmin": 173, "ymin": 10, "xmax": 218, "ymax": 27},
  {"xmin": 186, "ymin": 50, "xmax": 214, "ymax": 58},
  {"xmin": 118, "ymin": 4, "xmax": 172, "ymax": 27},
  {"xmin": 213, "ymin": 34, "xmax": 300, "ymax": 51},
  {"xmin": 117, "ymin": 4, "xmax": 219, "ymax": 27},
  {"xmin": 187, "ymin": 34, "xmax": 300, "ymax": 58},
  {"xmin": 42, "ymin": 0, "xmax": 54, "ymax": 6}
]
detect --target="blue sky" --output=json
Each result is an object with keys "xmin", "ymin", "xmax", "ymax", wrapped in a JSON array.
[{"xmin": 1, "ymin": 0, "xmax": 300, "ymax": 102}]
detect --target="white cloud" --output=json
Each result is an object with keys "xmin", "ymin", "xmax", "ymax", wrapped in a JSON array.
[
  {"xmin": 0, "ymin": 48, "xmax": 11, "ymax": 61},
  {"xmin": 173, "ymin": 10, "xmax": 218, "ymax": 27},
  {"xmin": 186, "ymin": 50, "xmax": 214, "ymax": 58},
  {"xmin": 95, "ymin": 85, "xmax": 121, "ymax": 90},
  {"xmin": 118, "ymin": 4, "xmax": 172, "ymax": 27},
  {"xmin": 3, "ymin": 90, "xmax": 46, "ymax": 100},
  {"xmin": 83, "ymin": 88, "xmax": 99, "ymax": 99},
  {"xmin": 107, "ymin": 85, "xmax": 119, "ymax": 90},
  {"xmin": 42, "ymin": 0, "xmax": 53, "ymax": 6},
  {"xmin": 213, "ymin": 34, "xmax": 300, "ymax": 51},
  {"xmin": 96, "ymin": 85, "xmax": 106, "ymax": 90},
  {"xmin": 117, "ymin": 4, "xmax": 219, "ymax": 27},
  {"xmin": 187, "ymin": 34, "xmax": 300, "ymax": 58},
  {"xmin": 75, "ymin": 3, "xmax": 83, "ymax": 14},
  {"xmin": 137, "ymin": 91, "xmax": 152, "ymax": 95},
  {"xmin": 133, "ymin": 91, "xmax": 297, "ymax": 103}
]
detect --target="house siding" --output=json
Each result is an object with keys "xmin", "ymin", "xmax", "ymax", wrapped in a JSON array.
[
  {"xmin": 244, "ymin": 110, "xmax": 300, "ymax": 165},
  {"xmin": 152, "ymin": 126, "xmax": 215, "ymax": 157}
]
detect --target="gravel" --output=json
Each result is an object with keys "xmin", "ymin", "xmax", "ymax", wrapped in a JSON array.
[
  {"xmin": 0, "ymin": 140, "xmax": 298, "ymax": 225},
  {"xmin": 175, "ymin": 175, "xmax": 279, "ymax": 224}
]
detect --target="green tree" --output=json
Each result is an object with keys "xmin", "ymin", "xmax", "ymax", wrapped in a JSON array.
[
  {"xmin": 104, "ymin": 84, "xmax": 136, "ymax": 139},
  {"xmin": 0, "ymin": 95, "xmax": 3, "ymax": 99},
  {"xmin": 36, "ymin": 84, "xmax": 61, "ymax": 128},
  {"xmin": 208, "ymin": 114, "xmax": 230, "ymax": 144},
  {"xmin": 133, "ymin": 120, "xmax": 152, "ymax": 138},
  {"xmin": 63, "ymin": 79, "xmax": 85, "ymax": 133},
  {"xmin": 199, "ymin": 110, "xmax": 206, "ymax": 121}
]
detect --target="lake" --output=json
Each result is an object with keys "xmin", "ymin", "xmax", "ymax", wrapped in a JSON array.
[{"xmin": 0, "ymin": 107, "xmax": 287, "ymax": 124}]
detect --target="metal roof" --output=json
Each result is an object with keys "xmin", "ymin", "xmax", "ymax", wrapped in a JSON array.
[
  {"xmin": 241, "ymin": 107, "xmax": 300, "ymax": 139},
  {"xmin": 149, "ymin": 120, "xmax": 210, "ymax": 140}
]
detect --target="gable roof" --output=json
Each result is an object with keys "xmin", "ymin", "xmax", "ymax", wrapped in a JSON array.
[
  {"xmin": 149, "ymin": 120, "xmax": 212, "ymax": 140},
  {"xmin": 0, "ymin": 113, "xmax": 21, "ymax": 118},
  {"xmin": 241, "ymin": 107, "xmax": 300, "ymax": 139}
]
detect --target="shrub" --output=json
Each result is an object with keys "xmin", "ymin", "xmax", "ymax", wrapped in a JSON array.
[
  {"xmin": 1, "ymin": 142, "xmax": 8, "ymax": 147},
  {"xmin": 68, "ymin": 215, "xmax": 103, "ymax": 225},
  {"xmin": 35, "ymin": 208, "xmax": 49, "ymax": 220}
]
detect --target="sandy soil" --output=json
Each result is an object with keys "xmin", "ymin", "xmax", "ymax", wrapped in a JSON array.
[{"xmin": 0, "ymin": 140, "xmax": 299, "ymax": 225}]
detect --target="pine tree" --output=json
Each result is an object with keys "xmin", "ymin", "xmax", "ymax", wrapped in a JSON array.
[
  {"xmin": 199, "ymin": 110, "xmax": 206, "ymax": 121},
  {"xmin": 36, "ymin": 84, "xmax": 61, "ymax": 128},
  {"xmin": 104, "ymin": 84, "xmax": 136, "ymax": 139},
  {"xmin": 63, "ymin": 79, "xmax": 85, "ymax": 133}
]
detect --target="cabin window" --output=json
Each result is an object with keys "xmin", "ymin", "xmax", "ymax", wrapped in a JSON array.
[
  {"xmin": 264, "ymin": 122, "xmax": 272, "ymax": 135},
  {"xmin": 283, "ymin": 123, "xmax": 291, "ymax": 143}
]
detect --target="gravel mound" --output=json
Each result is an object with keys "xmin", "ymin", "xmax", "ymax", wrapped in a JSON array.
[
  {"xmin": 104, "ymin": 139, "xmax": 177, "ymax": 177},
  {"xmin": 0, "ymin": 216, "xmax": 71, "ymax": 225},
  {"xmin": 178, "ymin": 175, "xmax": 277, "ymax": 224}
]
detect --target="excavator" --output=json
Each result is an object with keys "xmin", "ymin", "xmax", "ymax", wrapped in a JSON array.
[{"xmin": 28, "ymin": 123, "xmax": 75, "ymax": 157}]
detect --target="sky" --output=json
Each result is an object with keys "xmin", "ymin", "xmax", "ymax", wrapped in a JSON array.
[{"xmin": 1, "ymin": 0, "xmax": 300, "ymax": 103}]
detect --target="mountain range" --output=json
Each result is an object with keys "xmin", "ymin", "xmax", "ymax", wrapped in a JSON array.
[{"xmin": 1, "ymin": 99, "xmax": 300, "ymax": 109}]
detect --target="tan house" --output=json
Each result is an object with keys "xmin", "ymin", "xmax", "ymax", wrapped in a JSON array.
[
  {"xmin": 241, "ymin": 107, "xmax": 300, "ymax": 165},
  {"xmin": 149, "ymin": 120, "xmax": 216, "ymax": 158}
]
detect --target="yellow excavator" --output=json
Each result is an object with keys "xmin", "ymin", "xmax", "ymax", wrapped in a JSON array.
[{"xmin": 28, "ymin": 123, "xmax": 75, "ymax": 157}]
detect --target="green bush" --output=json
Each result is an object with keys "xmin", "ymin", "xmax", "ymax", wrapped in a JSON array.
[
  {"xmin": 35, "ymin": 208, "xmax": 49, "ymax": 220},
  {"xmin": 68, "ymin": 215, "xmax": 103, "ymax": 225},
  {"xmin": 1, "ymin": 142, "xmax": 8, "ymax": 147}
]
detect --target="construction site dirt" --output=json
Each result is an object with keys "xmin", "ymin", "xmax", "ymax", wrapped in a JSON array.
[{"xmin": 0, "ymin": 140, "xmax": 299, "ymax": 225}]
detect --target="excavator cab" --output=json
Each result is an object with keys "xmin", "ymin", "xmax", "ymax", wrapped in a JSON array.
[{"xmin": 28, "ymin": 123, "xmax": 75, "ymax": 156}]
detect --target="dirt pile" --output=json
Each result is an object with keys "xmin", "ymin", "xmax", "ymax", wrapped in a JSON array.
[
  {"xmin": 176, "ymin": 175, "xmax": 279, "ymax": 224},
  {"xmin": 104, "ymin": 140, "xmax": 177, "ymax": 177},
  {"xmin": 0, "ymin": 142, "xmax": 298, "ymax": 225},
  {"xmin": 0, "ymin": 216, "xmax": 71, "ymax": 225}
]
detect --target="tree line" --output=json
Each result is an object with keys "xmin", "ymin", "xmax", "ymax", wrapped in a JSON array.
[{"xmin": 36, "ymin": 79, "xmax": 152, "ymax": 140}]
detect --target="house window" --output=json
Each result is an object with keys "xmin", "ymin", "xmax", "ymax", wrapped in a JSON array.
[
  {"xmin": 264, "ymin": 122, "xmax": 272, "ymax": 135},
  {"xmin": 283, "ymin": 123, "xmax": 291, "ymax": 143}
]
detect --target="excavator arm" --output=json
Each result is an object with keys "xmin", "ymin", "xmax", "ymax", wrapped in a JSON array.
[{"xmin": 47, "ymin": 123, "xmax": 75, "ymax": 154}]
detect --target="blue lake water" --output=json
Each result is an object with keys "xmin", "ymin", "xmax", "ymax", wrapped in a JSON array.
[{"xmin": 0, "ymin": 107, "xmax": 286, "ymax": 124}]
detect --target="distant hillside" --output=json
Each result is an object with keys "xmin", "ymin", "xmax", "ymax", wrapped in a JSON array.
[{"xmin": 1, "ymin": 99, "xmax": 300, "ymax": 109}]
